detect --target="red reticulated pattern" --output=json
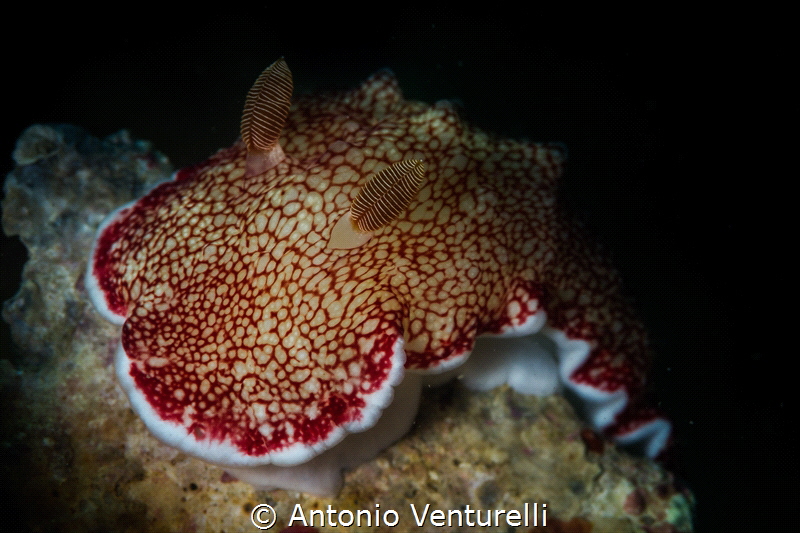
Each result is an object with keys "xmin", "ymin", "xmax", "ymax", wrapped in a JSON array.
[{"xmin": 91, "ymin": 69, "xmax": 652, "ymax": 457}]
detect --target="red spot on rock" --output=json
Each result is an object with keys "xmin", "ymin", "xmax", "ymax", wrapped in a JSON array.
[
  {"xmin": 580, "ymin": 428, "xmax": 605, "ymax": 454},
  {"xmin": 220, "ymin": 471, "xmax": 238, "ymax": 483},
  {"xmin": 544, "ymin": 516, "xmax": 594, "ymax": 533},
  {"xmin": 623, "ymin": 488, "xmax": 647, "ymax": 515}
]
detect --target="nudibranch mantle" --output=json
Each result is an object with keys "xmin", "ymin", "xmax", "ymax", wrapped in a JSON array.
[{"xmin": 86, "ymin": 60, "xmax": 670, "ymax": 494}]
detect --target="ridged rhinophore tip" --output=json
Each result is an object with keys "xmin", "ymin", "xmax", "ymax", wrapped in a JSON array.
[
  {"xmin": 327, "ymin": 160, "xmax": 426, "ymax": 250},
  {"xmin": 241, "ymin": 58, "xmax": 293, "ymax": 174},
  {"xmin": 350, "ymin": 159, "xmax": 425, "ymax": 232}
]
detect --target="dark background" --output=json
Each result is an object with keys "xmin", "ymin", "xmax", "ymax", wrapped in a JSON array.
[{"xmin": 2, "ymin": 12, "xmax": 793, "ymax": 531}]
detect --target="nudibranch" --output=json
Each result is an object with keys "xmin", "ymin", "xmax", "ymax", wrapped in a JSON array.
[{"xmin": 86, "ymin": 58, "xmax": 670, "ymax": 495}]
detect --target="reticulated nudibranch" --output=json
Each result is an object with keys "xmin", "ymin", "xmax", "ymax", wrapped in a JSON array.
[{"xmin": 86, "ymin": 58, "xmax": 671, "ymax": 495}]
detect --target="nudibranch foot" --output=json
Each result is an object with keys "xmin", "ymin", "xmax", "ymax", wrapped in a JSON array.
[
  {"xmin": 459, "ymin": 333, "xmax": 561, "ymax": 397},
  {"xmin": 459, "ymin": 326, "xmax": 671, "ymax": 458}
]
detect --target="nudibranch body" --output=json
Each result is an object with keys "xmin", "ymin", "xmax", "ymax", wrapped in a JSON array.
[{"xmin": 86, "ymin": 59, "xmax": 670, "ymax": 495}]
